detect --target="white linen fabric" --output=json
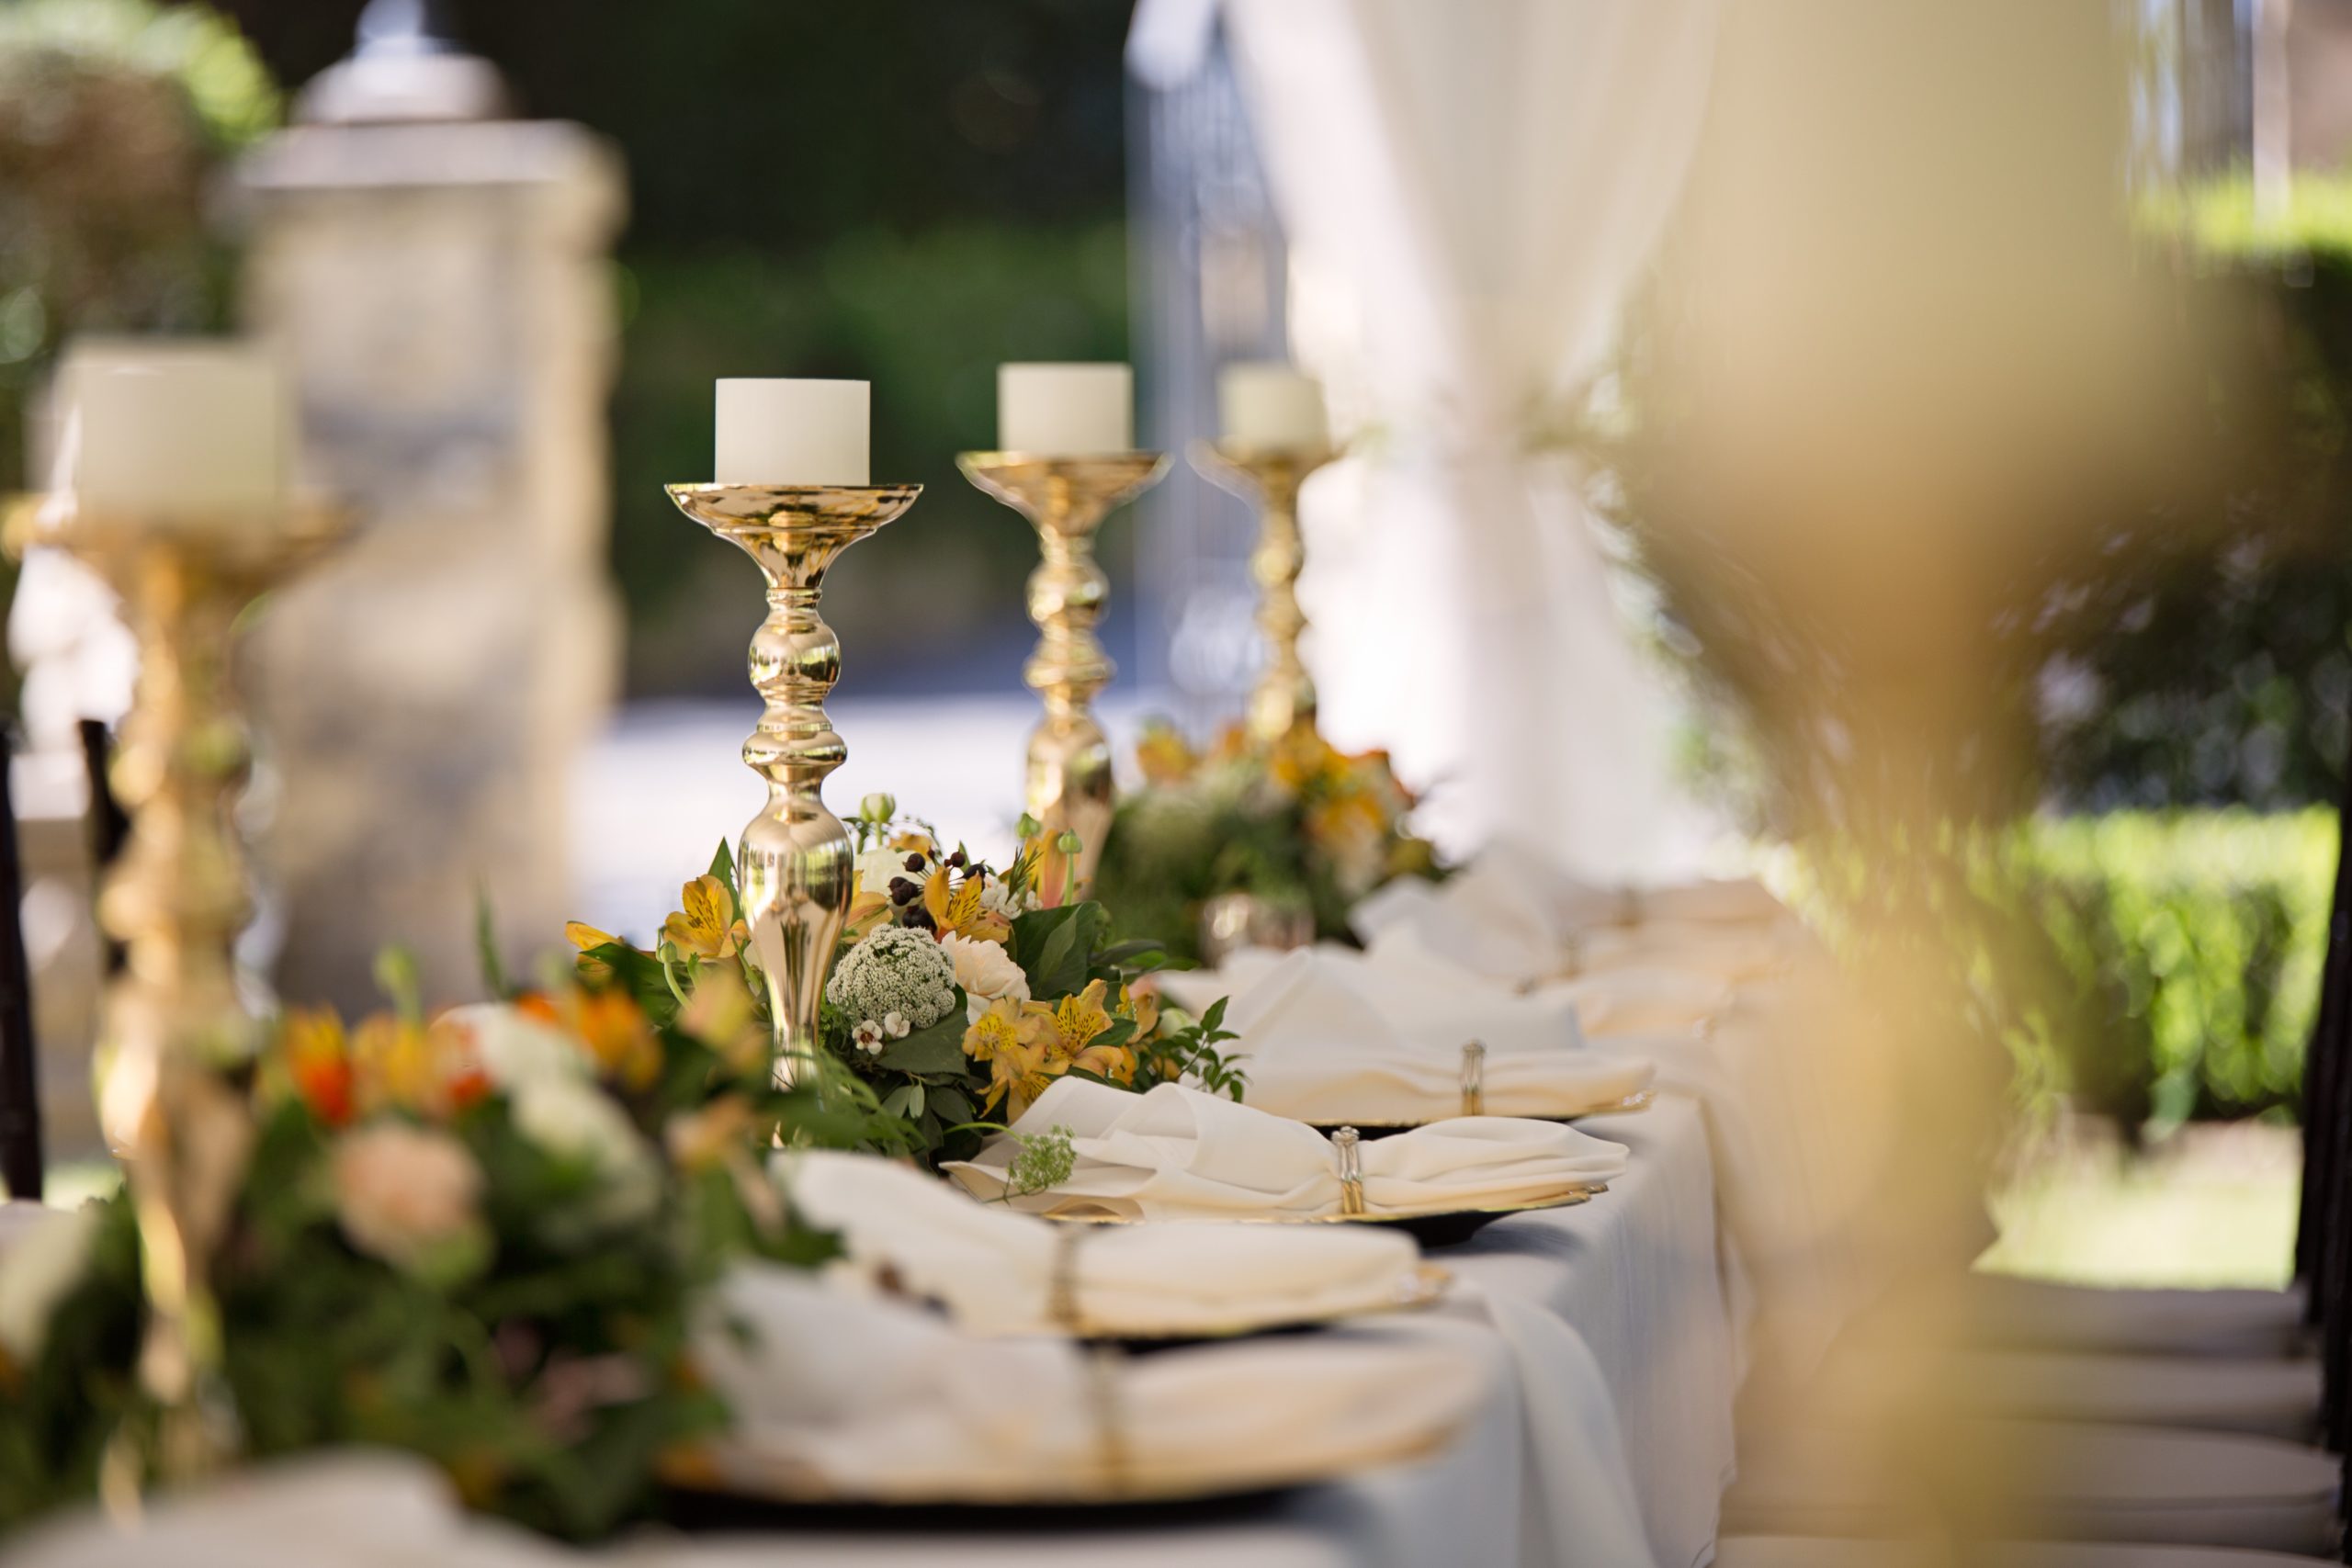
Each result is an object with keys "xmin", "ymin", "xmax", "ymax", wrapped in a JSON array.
[
  {"xmin": 1164, "ymin": 939, "xmax": 1589, "ymax": 1055},
  {"xmin": 782, "ymin": 1149, "xmax": 1426, "ymax": 1337},
  {"xmin": 944, "ymin": 1077, "xmax": 1626, "ymax": 1221},
  {"xmin": 1218, "ymin": 0, "xmax": 1720, "ymax": 868},
  {"xmin": 6, "ymin": 1451, "xmax": 573, "ymax": 1568},
  {"xmin": 1154, "ymin": 947, "xmax": 1651, "ymax": 1123},
  {"xmin": 693, "ymin": 1263, "xmax": 1486, "ymax": 1501}
]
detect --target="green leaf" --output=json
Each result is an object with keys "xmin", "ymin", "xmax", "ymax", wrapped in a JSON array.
[
  {"xmin": 707, "ymin": 838, "xmax": 741, "ymax": 908},
  {"xmin": 1087, "ymin": 1018, "xmax": 1137, "ymax": 1051},
  {"xmin": 475, "ymin": 890, "xmax": 511, "ymax": 998},
  {"xmin": 1021, "ymin": 902, "xmax": 1106, "ymax": 998},
  {"xmin": 582, "ymin": 941, "xmax": 681, "ymax": 1028},
  {"xmin": 1095, "ymin": 938, "xmax": 1170, "ymax": 966},
  {"xmin": 1199, "ymin": 995, "xmax": 1229, "ymax": 1034},
  {"xmin": 929, "ymin": 1084, "xmax": 975, "ymax": 1128},
  {"xmin": 876, "ymin": 1012, "xmax": 970, "ymax": 1075}
]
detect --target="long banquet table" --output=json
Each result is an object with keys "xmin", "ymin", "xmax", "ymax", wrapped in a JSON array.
[{"xmin": 613, "ymin": 1094, "xmax": 1738, "ymax": 1568}]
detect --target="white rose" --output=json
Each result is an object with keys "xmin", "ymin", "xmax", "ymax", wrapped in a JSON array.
[
  {"xmin": 511, "ymin": 1076, "xmax": 661, "ymax": 1227},
  {"xmin": 436, "ymin": 1002, "xmax": 585, "ymax": 1090},
  {"xmin": 333, "ymin": 1123, "xmax": 482, "ymax": 1273},
  {"xmin": 0, "ymin": 1203, "xmax": 99, "ymax": 1363},
  {"xmin": 854, "ymin": 847, "xmax": 929, "ymax": 902},
  {"xmin": 939, "ymin": 931, "xmax": 1030, "ymax": 1021}
]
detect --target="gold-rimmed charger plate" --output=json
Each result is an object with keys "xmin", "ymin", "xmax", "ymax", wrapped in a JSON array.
[
  {"xmin": 1077, "ymin": 1259, "xmax": 1453, "ymax": 1347},
  {"xmin": 1038, "ymin": 1182, "xmax": 1605, "ymax": 1247},
  {"xmin": 1306, "ymin": 1087, "xmax": 1657, "ymax": 1138}
]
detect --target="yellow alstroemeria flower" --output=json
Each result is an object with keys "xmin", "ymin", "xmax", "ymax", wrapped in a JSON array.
[
  {"xmin": 1069, "ymin": 1038, "xmax": 1136, "ymax": 1086},
  {"xmin": 923, "ymin": 864, "xmax": 1011, "ymax": 943},
  {"xmin": 986, "ymin": 1033, "xmax": 1061, "ymax": 1120},
  {"xmin": 962, "ymin": 995, "xmax": 1044, "ymax": 1066},
  {"xmin": 888, "ymin": 828, "xmax": 939, "ymax": 857},
  {"xmin": 1134, "ymin": 721, "xmax": 1197, "ymax": 786},
  {"xmin": 843, "ymin": 891, "xmax": 892, "ymax": 943},
  {"xmin": 565, "ymin": 920, "xmax": 623, "ymax": 982},
  {"xmin": 349, "ymin": 1010, "xmax": 438, "ymax": 1117},
  {"xmin": 1119, "ymin": 983, "xmax": 1159, "ymax": 1040},
  {"xmin": 662, "ymin": 874, "xmax": 748, "ymax": 961},
  {"xmin": 1035, "ymin": 978, "xmax": 1113, "ymax": 1055}
]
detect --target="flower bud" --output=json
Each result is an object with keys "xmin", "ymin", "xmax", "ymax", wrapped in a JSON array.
[
  {"xmin": 1054, "ymin": 829, "xmax": 1083, "ymax": 855},
  {"xmin": 859, "ymin": 792, "xmax": 896, "ymax": 823},
  {"xmin": 1016, "ymin": 813, "xmax": 1042, "ymax": 840}
]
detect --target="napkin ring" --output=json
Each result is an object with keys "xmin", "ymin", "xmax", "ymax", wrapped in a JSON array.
[
  {"xmin": 1459, "ymin": 1040, "xmax": 1487, "ymax": 1117},
  {"xmin": 1048, "ymin": 1226, "xmax": 1089, "ymax": 1333},
  {"xmin": 1332, "ymin": 1126, "xmax": 1366, "ymax": 1216},
  {"xmin": 1085, "ymin": 1347, "xmax": 1134, "ymax": 1495}
]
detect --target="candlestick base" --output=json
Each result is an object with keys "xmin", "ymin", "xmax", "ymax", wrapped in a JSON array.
[
  {"xmin": 666, "ymin": 482, "xmax": 919, "ymax": 1089},
  {"xmin": 1190, "ymin": 441, "xmax": 1339, "ymax": 746},
  {"xmin": 957, "ymin": 452, "xmax": 1169, "ymax": 897}
]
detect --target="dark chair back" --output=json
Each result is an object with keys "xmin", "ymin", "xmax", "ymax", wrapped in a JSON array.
[{"xmin": 0, "ymin": 726, "xmax": 41, "ymax": 1200}]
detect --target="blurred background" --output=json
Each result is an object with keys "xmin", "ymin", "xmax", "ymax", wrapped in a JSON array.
[{"xmin": 4, "ymin": 0, "xmax": 2352, "ymax": 1299}]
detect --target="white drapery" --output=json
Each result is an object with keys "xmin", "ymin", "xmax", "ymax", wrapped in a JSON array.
[{"xmin": 1204, "ymin": 0, "xmax": 1720, "ymax": 874}]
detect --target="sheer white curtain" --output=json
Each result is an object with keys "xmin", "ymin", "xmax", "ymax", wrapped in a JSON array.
[{"xmin": 1216, "ymin": 0, "xmax": 1719, "ymax": 874}]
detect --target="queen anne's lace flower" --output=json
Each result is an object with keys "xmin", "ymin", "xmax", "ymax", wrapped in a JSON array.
[{"xmin": 826, "ymin": 925, "xmax": 958, "ymax": 1033}]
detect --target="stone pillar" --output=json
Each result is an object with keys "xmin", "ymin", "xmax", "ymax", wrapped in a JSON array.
[{"xmin": 232, "ymin": 18, "xmax": 624, "ymax": 1012}]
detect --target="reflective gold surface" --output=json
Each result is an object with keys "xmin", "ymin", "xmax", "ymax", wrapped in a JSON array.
[
  {"xmin": 11, "ymin": 493, "xmax": 340, "ymax": 1487},
  {"xmin": 956, "ymin": 452, "xmax": 1169, "ymax": 895},
  {"xmin": 1189, "ymin": 441, "xmax": 1339, "ymax": 744},
  {"xmin": 665, "ymin": 483, "xmax": 922, "ymax": 1089}
]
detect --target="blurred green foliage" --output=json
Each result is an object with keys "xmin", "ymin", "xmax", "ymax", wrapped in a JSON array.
[
  {"xmin": 615, "ymin": 221, "xmax": 1130, "ymax": 694},
  {"xmin": 1993, "ymin": 810, "xmax": 2333, "ymax": 1129},
  {"xmin": 215, "ymin": 0, "xmax": 1136, "ymax": 695}
]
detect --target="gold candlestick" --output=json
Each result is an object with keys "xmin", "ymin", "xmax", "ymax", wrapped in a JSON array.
[
  {"xmin": 8, "ymin": 493, "xmax": 337, "ymax": 1486},
  {"xmin": 957, "ymin": 452, "xmax": 1169, "ymax": 897},
  {"xmin": 666, "ymin": 483, "xmax": 920, "ymax": 1088},
  {"xmin": 1191, "ymin": 442, "xmax": 1339, "ymax": 744}
]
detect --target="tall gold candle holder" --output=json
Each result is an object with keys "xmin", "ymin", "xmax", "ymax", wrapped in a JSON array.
[
  {"xmin": 8, "ymin": 493, "xmax": 338, "ymax": 1486},
  {"xmin": 666, "ymin": 483, "xmax": 920, "ymax": 1088},
  {"xmin": 1191, "ymin": 442, "xmax": 1339, "ymax": 744},
  {"xmin": 957, "ymin": 452, "xmax": 1169, "ymax": 897}
]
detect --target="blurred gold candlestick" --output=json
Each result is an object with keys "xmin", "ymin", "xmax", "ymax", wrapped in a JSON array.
[
  {"xmin": 10, "ymin": 494, "xmax": 337, "ymax": 1486},
  {"xmin": 667, "ymin": 483, "xmax": 919, "ymax": 1088},
  {"xmin": 957, "ymin": 452, "xmax": 1169, "ymax": 896},
  {"xmin": 1191, "ymin": 441, "xmax": 1338, "ymax": 744}
]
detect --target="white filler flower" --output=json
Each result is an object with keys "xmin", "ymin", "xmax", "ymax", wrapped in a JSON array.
[{"xmin": 825, "ymin": 925, "xmax": 958, "ymax": 1032}]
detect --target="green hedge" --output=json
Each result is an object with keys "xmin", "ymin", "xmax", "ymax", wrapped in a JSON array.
[{"xmin": 2001, "ymin": 810, "xmax": 2335, "ymax": 1127}]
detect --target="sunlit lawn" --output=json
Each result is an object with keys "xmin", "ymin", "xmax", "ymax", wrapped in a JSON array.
[{"xmin": 1979, "ymin": 1118, "xmax": 2300, "ymax": 1290}]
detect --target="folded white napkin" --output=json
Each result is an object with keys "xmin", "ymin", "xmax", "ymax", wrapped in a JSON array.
[
  {"xmin": 1160, "ymin": 947, "xmax": 1650, "ymax": 1123},
  {"xmin": 944, "ymin": 1077, "xmax": 1627, "ymax": 1220},
  {"xmin": 1362, "ymin": 852, "xmax": 1792, "ymax": 989},
  {"xmin": 692, "ymin": 1262, "xmax": 1487, "ymax": 1501},
  {"xmin": 1549, "ymin": 964, "xmax": 1736, "ymax": 1037},
  {"xmin": 784, "ymin": 1149, "xmax": 1428, "ymax": 1337}
]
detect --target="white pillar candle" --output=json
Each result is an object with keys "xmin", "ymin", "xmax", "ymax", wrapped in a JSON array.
[
  {"xmin": 51, "ymin": 338, "xmax": 290, "ymax": 523},
  {"xmin": 997, "ymin": 362, "xmax": 1134, "ymax": 455},
  {"xmin": 1217, "ymin": 362, "xmax": 1329, "ymax": 450},
  {"xmin": 715, "ymin": 378, "xmax": 868, "ymax": 485}
]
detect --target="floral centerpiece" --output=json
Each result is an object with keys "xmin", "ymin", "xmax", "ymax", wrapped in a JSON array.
[
  {"xmin": 0, "ymin": 949, "xmax": 838, "ymax": 1541},
  {"xmin": 1091, "ymin": 721, "xmax": 1443, "ymax": 964},
  {"xmin": 565, "ymin": 798, "xmax": 1244, "ymax": 1168}
]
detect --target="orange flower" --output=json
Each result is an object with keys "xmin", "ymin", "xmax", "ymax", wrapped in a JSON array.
[
  {"xmin": 349, "ymin": 1011, "xmax": 438, "ymax": 1118},
  {"xmin": 665, "ymin": 1094, "xmax": 757, "ymax": 1172},
  {"xmin": 283, "ymin": 1008, "xmax": 356, "ymax": 1127},
  {"xmin": 567, "ymin": 988, "xmax": 662, "ymax": 1092}
]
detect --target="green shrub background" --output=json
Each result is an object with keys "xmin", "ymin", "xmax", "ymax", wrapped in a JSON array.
[{"xmin": 1999, "ymin": 810, "xmax": 2335, "ymax": 1128}]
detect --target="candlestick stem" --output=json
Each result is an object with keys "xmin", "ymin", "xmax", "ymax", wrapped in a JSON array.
[
  {"xmin": 958, "ymin": 453, "xmax": 1169, "ymax": 897},
  {"xmin": 1192, "ymin": 442, "xmax": 1339, "ymax": 744},
  {"xmin": 10, "ymin": 497, "xmax": 337, "ymax": 1488},
  {"xmin": 666, "ymin": 484, "xmax": 918, "ymax": 1088}
]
